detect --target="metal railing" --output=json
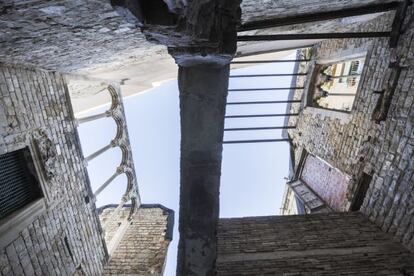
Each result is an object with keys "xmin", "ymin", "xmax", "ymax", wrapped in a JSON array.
[{"xmin": 224, "ymin": 59, "xmax": 305, "ymax": 144}]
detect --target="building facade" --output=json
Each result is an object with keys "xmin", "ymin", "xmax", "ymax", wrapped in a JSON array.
[{"xmin": 281, "ymin": 3, "xmax": 414, "ymax": 252}]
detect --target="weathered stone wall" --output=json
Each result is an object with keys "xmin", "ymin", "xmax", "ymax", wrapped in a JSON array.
[
  {"xmin": 287, "ymin": 8, "xmax": 414, "ymax": 251},
  {"xmin": 0, "ymin": 64, "xmax": 107, "ymax": 275},
  {"xmin": 217, "ymin": 213, "xmax": 414, "ymax": 275},
  {"xmin": 0, "ymin": 0, "xmax": 165, "ymax": 72},
  {"xmin": 100, "ymin": 205, "xmax": 173, "ymax": 276}
]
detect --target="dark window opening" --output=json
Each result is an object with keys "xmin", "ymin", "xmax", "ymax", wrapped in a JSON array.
[
  {"xmin": 350, "ymin": 173, "xmax": 372, "ymax": 211},
  {"xmin": 0, "ymin": 148, "xmax": 43, "ymax": 220}
]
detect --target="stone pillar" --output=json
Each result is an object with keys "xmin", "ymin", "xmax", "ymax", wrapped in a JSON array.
[
  {"xmin": 110, "ymin": 1, "xmax": 241, "ymax": 274},
  {"xmin": 177, "ymin": 64, "xmax": 230, "ymax": 275}
]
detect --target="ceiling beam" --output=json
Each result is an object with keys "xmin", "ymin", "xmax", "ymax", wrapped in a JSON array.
[{"xmin": 238, "ymin": 2, "xmax": 400, "ymax": 32}]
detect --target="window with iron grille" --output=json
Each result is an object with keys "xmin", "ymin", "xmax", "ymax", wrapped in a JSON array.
[{"xmin": 0, "ymin": 148, "xmax": 43, "ymax": 220}]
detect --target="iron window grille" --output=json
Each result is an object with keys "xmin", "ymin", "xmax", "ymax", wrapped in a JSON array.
[{"xmin": 0, "ymin": 148, "xmax": 43, "ymax": 220}]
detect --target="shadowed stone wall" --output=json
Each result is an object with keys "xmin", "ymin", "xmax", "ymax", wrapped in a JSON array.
[
  {"xmin": 0, "ymin": 64, "xmax": 107, "ymax": 275},
  {"xmin": 217, "ymin": 213, "xmax": 414, "ymax": 275},
  {"xmin": 287, "ymin": 8, "xmax": 414, "ymax": 250}
]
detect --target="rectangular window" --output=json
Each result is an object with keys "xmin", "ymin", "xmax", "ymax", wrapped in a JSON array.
[
  {"xmin": 310, "ymin": 56, "xmax": 366, "ymax": 112},
  {"xmin": 0, "ymin": 148, "xmax": 43, "ymax": 220}
]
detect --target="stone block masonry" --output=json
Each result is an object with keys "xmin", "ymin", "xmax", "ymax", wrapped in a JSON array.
[
  {"xmin": 287, "ymin": 7, "xmax": 414, "ymax": 251},
  {"xmin": 0, "ymin": 0, "xmax": 164, "ymax": 72},
  {"xmin": 100, "ymin": 205, "xmax": 174, "ymax": 276},
  {"xmin": 217, "ymin": 213, "xmax": 414, "ymax": 275},
  {"xmin": 0, "ymin": 64, "xmax": 107, "ymax": 275}
]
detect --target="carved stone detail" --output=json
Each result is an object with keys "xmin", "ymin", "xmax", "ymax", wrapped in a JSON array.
[{"xmin": 32, "ymin": 129, "xmax": 61, "ymax": 181}]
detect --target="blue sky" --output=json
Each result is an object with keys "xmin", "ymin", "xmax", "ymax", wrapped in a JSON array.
[{"xmin": 77, "ymin": 54, "xmax": 295, "ymax": 275}]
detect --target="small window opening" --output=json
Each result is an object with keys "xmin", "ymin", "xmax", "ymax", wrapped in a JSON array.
[
  {"xmin": 312, "ymin": 57, "xmax": 365, "ymax": 112},
  {"xmin": 0, "ymin": 148, "xmax": 43, "ymax": 220}
]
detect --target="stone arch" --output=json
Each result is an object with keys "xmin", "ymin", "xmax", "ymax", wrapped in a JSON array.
[
  {"xmin": 107, "ymin": 85, "xmax": 120, "ymax": 111},
  {"xmin": 112, "ymin": 115, "xmax": 125, "ymax": 141},
  {"xmin": 119, "ymin": 144, "xmax": 130, "ymax": 166}
]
